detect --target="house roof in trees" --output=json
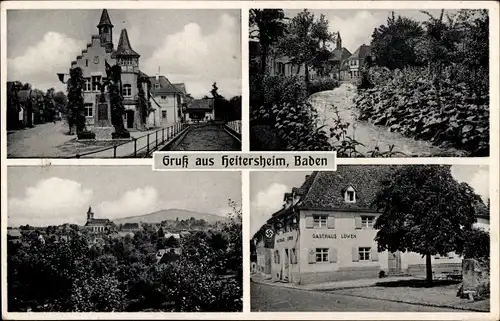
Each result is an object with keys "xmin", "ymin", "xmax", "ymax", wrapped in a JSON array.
[
  {"xmin": 329, "ymin": 47, "xmax": 352, "ymax": 62},
  {"xmin": 114, "ymin": 29, "xmax": 140, "ymax": 57},
  {"xmin": 17, "ymin": 90, "xmax": 33, "ymax": 104},
  {"xmin": 122, "ymin": 223, "xmax": 140, "ymax": 230},
  {"xmin": 298, "ymin": 166, "xmax": 400, "ymax": 211},
  {"xmin": 149, "ymin": 76, "xmax": 185, "ymax": 96},
  {"xmin": 8, "ymin": 229, "xmax": 22, "ymax": 238},
  {"xmin": 349, "ymin": 44, "xmax": 372, "ymax": 60},
  {"xmin": 186, "ymin": 99, "xmax": 214, "ymax": 111}
]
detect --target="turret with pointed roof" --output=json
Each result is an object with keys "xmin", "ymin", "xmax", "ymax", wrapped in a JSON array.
[
  {"xmin": 97, "ymin": 9, "xmax": 114, "ymax": 49},
  {"xmin": 336, "ymin": 31, "xmax": 342, "ymax": 50},
  {"xmin": 115, "ymin": 29, "xmax": 140, "ymax": 58}
]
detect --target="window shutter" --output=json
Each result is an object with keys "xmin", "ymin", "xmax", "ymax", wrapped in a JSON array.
[
  {"xmin": 307, "ymin": 248, "xmax": 316, "ymax": 264},
  {"xmin": 330, "ymin": 248, "xmax": 337, "ymax": 263},
  {"xmin": 352, "ymin": 246, "xmax": 359, "ymax": 262},
  {"xmin": 355, "ymin": 217, "xmax": 362, "ymax": 229},
  {"xmin": 371, "ymin": 248, "xmax": 379, "ymax": 261},
  {"xmin": 305, "ymin": 216, "xmax": 314, "ymax": 229},
  {"xmin": 327, "ymin": 216, "xmax": 335, "ymax": 229}
]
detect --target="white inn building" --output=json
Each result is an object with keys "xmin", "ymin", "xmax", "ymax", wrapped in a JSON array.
[{"xmin": 254, "ymin": 167, "xmax": 490, "ymax": 284}]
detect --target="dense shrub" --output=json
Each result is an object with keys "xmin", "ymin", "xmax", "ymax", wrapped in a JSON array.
[
  {"xmin": 250, "ymin": 75, "xmax": 334, "ymax": 151},
  {"xmin": 353, "ymin": 65, "xmax": 489, "ymax": 156},
  {"xmin": 307, "ymin": 78, "xmax": 340, "ymax": 95}
]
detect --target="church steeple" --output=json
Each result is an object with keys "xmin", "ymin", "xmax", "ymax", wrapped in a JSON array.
[
  {"xmin": 97, "ymin": 9, "xmax": 114, "ymax": 48},
  {"xmin": 336, "ymin": 31, "xmax": 342, "ymax": 50},
  {"xmin": 87, "ymin": 206, "xmax": 94, "ymax": 220}
]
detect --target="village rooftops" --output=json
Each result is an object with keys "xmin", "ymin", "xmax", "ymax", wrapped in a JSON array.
[{"xmin": 186, "ymin": 99, "xmax": 214, "ymax": 111}]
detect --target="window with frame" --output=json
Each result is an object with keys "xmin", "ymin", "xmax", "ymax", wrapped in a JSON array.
[
  {"xmin": 84, "ymin": 79, "xmax": 92, "ymax": 92},
  {"xmin": 84, "ymin": 103, "xmax": 93, "ymax": 117},
  {"xmin": 313, "ymin": 215, "xmax": 328, "ymax": 228},
  {"xmin": 358, "ymin": 247, "xmax": 371, "ymax": 261},
  {"xmin": 361, "ymin": 216, "xmax": 374, "ymax": 228},
  {"xmin": 161, "ymin": 95, "xmax": 167, "ymax": 100},
  {"xmin": 122, "ymin": 84, "xmax": 132, "ymax": 97},
  {"xmin": 316, "ymin": 248, "xmax": 329, "ymax": 263},
  {"xmin": 91, "ymin": 76, "xmax": 101, "ymax": 91},
  {"xmin": 162, "ymin": 110, "xmax": 167, "ymax": 119},
  {"xmin": 345, "ymin": 186, "xmax": 356, "ymax": 203},
  {"xmin": 155, "ymin": 83, "xmax": 160, "ymax": 89}
]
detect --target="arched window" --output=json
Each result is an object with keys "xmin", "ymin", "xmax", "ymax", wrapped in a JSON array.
[{"xmin": 122, "ymin": 84, "xmax": 132, "ymax": 97}]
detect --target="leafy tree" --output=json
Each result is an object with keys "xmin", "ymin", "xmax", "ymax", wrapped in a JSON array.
[
  {"xmin": 66, "ymin": 67, "xmax": 86, "ymax": 134},
  {"xmin": 249, "ymin": 9, "xmax": 286, "ymax": 74},
  {"xmin": 278, "ymin": 10, "xmax": 333, "ymax": 84},
  {"xmin": 461, "ymin": 228, "xmax": 489, "ymax": 267},
  {"xmin": 371, "ymin": 12, "xmax": 424, "ymax": 69},
  {"xmin": 372, "ymin": 165, "xmax": 481, "ymax": 284}
]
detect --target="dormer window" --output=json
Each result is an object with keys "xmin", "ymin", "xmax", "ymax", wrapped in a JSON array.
[{"xmin": 344, "ymin": 186, "xmax": 356, "ymax": 203}]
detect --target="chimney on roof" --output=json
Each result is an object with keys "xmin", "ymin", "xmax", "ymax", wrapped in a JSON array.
[{"xmin": 156, "ymin": 66, "xmax": 160, "ymax": 81}]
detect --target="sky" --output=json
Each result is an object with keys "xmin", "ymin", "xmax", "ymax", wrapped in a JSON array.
[
  {"xmin": 7, "ymin": 9, "xmax": 241, "ymax": 98},
  {"xmin": 7, "ymin": 167, "xmax": 241, "ymax": 227},
  {"xmin": 250, "ymin": 165, "xmax": 490, "ymax": 235},
  {"xmin": 283, "ymin": 9, "xmax": 458, "ymax": 53}
]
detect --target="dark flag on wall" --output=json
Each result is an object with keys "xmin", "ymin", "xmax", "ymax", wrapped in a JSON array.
[
  {"xmin": 263, "ymin": 223, "xmax": 275, "ymax": 248},
  {"xmin": 105, "ymin": 60, "xmax": 112, "ymax": 79}
]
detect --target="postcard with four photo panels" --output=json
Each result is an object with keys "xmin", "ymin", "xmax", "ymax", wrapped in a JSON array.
[{"xmin": 1, "ymin": 1, "xmax": 499, "ymax": 321}]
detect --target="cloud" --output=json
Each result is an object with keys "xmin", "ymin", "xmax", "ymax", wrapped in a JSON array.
[
  {"xmin": 8, "ymin": 31, "xmax": 85, "ymax": 87},
  {"xmin": 143, "ymin": 13, "xmax": 241, "ymax": 98},
  {"xmin": 95, "ymin": 186, "xmax": 160, "ymax": 219},
  {"xmin": 327, "ymin": 11, "xmax": 380, "ymax": 53},
  {"xmin": 250, "ymin": 183, "xmax": 289, "ymax": 235},
  {"xmin": 8, "ymin": 177, "xmax": 93, "ymax": 227},
  {"xmin": 451, "ymin": 165, "xmax": 489, "ymax": 202}
]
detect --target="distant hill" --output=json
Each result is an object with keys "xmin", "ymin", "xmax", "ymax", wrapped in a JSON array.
[{"xmin": 113, "ymin": 208, "xmax": 228, "ymax": 224}]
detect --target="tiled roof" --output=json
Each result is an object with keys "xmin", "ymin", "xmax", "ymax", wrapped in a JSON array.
[
  {"xmin": 98, "ymin": 9, "xmax": 113, "ymax": 27},
  {"xmin": 8, "ymin": 229, "xmax": 22, "ymax": 238},
  {"xmin": 150, "ymin": 76, "xmax": 184, "ymax": 95},
  {"xmin": 329, "ymin": 47, "xmax": 352, "ymax": 62},
  {"xmin": 186, "ymin": 99, "xmax": 214, "ymax": 111},
  {"xmin": 115, "ymin": 29, "xmax": 140, "ymax": 57},
  {"xmin": 299, "ymin": 166, "xmax": 400, "ymax": 211},
  {"xmin": 86, "ymin": 218, "xmax": 113, "ymax": 225},
  {"xmin": 349, "ymin": 44, "xmax": 372, "ymax": 60},
  {"xmin": 172, "ymin": 83, "xmax": 187, "ymax": 95}
]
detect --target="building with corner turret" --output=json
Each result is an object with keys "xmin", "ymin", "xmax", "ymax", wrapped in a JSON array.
[{"xmin": 68, "ymin": 9, "xmax": 152, "ymax": 135}]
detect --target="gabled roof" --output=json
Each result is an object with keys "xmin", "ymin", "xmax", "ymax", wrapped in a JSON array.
[
  {"xmin": 186, "ymin": 99, "xmax": 214, "ymax": 111},
  {"xmin": 349, "ymin": 44, "xmax": 372, "ymax": 60},
  {"xmin": 86, "ymin": 218, "xmax": 114, "ymax": 226},
  {"xmin": 149, "ymin": 76, "xmax": 184, "ymax": 95},
  {"xmin": 329, "ymin": 47, "xmax": 352, "ymax": 62},
  {"xmin": 8, "ymin": 229, "xmax": 22, "ymax": 238},
  {"xmin": 299, "ymin": 166, "xmax": 399, "ymax": 211},
  {"xmin": 114, "ymin": 29, "xmax": 140, "ymax": 58},
  {"xmin": 97, "ymin": 9, "xmax": 114, "ymax": 28},
  {"xmin": 172, "ymin": 83, "xmax": 187, "ymax": 95}
]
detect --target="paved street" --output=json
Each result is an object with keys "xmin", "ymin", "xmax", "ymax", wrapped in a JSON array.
[
  {"xmin": 310, "ymin": 83, "xmax": 466, "ymax": 157},
  {"xmin": 171, "ymin": 124, "xmax": 241, "ymax": 151},
  {"xmin": 251, "ymin": 282, "xmax": 457, "ymax": 312}
]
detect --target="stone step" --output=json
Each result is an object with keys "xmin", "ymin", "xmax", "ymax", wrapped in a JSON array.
[{"xmin": 92, "ymin": 127, "xmax": 114, "ymax": 140}]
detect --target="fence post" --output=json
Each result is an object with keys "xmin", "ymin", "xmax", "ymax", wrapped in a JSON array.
[
  {"xmin": 146, "ymin": 134, "xmax": 150, "ymax": 155},
  {"xmin": 155, "ymin": 130, "xmax": 158, "ymax": 150},
  {"xmin": 76, "ymin": 154, "xmax": 80, "ymax": 159},
  {"xmin": 113, "ymin": 145, "xmax": 117, "ymax": 158},
  {"xmin": 134, "ymin": 138, "xmax": 137, "ymax": 157},
  {"xmin": 162, "ymin": 128, "xmax": 165, "ymax": 144}
]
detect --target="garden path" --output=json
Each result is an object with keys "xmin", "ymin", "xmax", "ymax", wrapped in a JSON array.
[{"xmin": 310, "ymin": 83, "xmax": 465, "ymax": 157}]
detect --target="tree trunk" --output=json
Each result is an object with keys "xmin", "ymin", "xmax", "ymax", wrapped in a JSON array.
[
  {"xmin": 425, "ymin": 253, "xmax": 433, "ymax": 285},
  {"xmin": 261, "ymin": 45, "xmax": 268, "ymax": 75},
  {"xmin": 305, "ymin": 64, "xmax": 310, "ymax": 85}
]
